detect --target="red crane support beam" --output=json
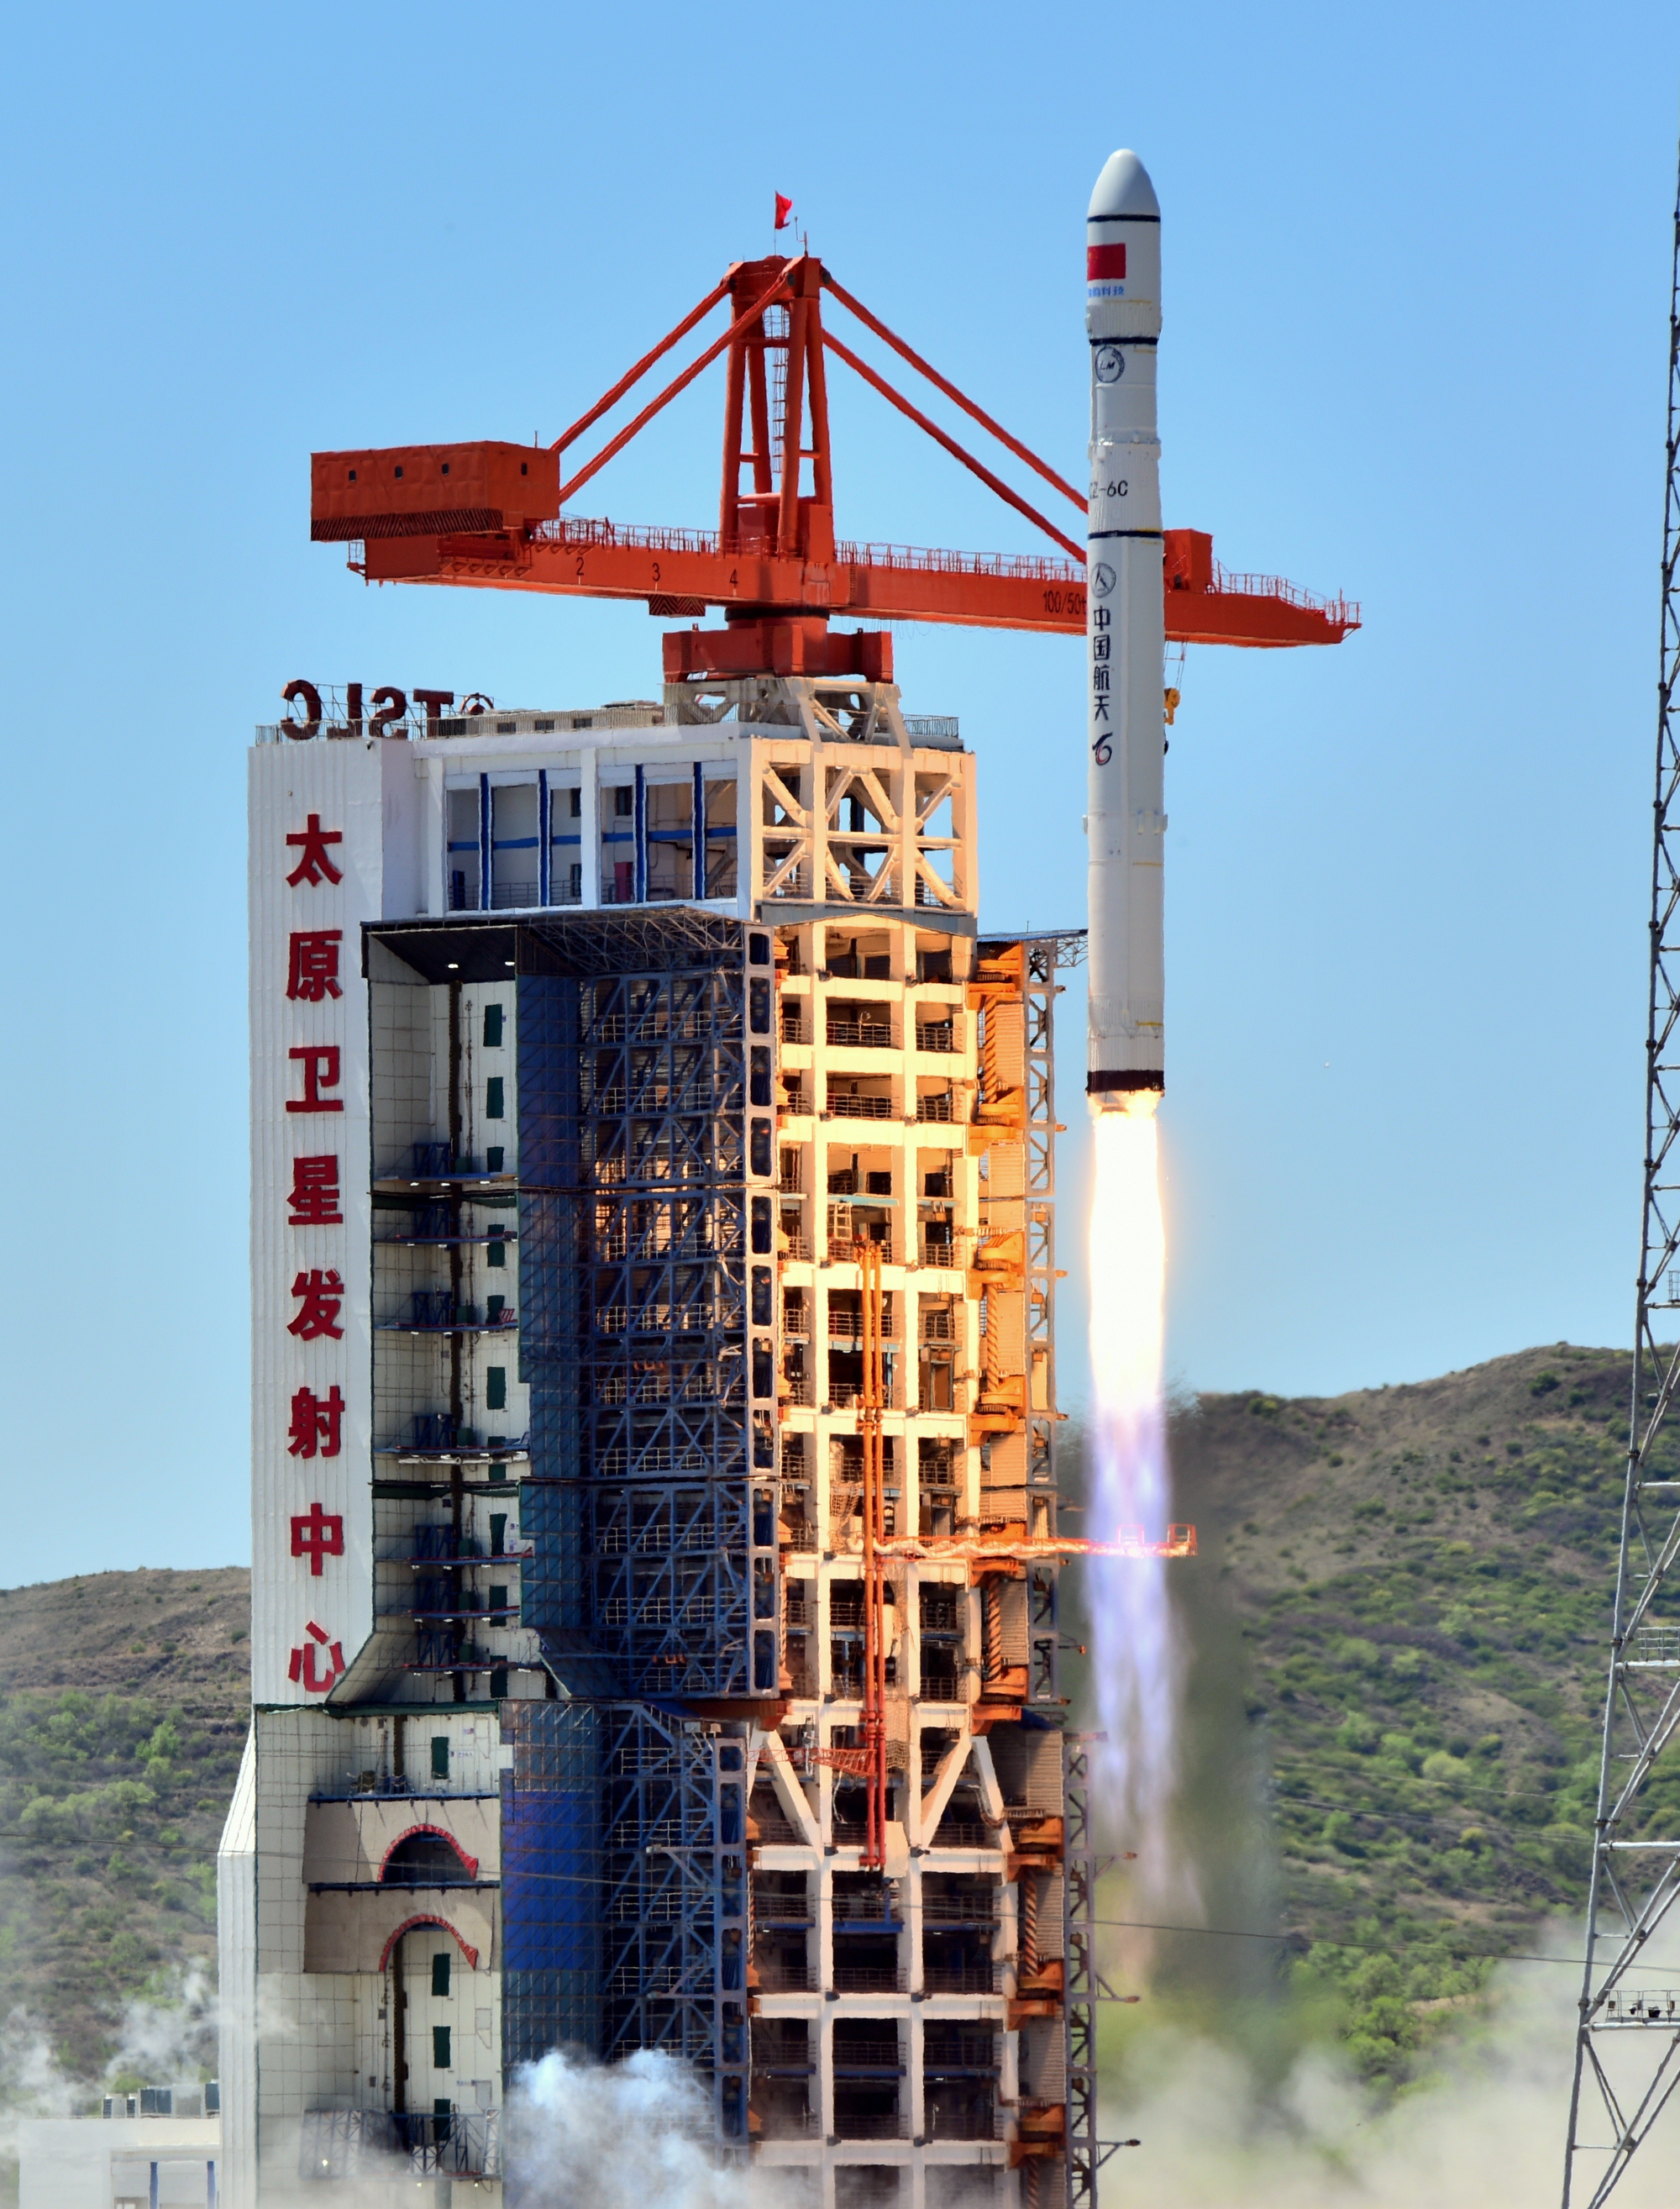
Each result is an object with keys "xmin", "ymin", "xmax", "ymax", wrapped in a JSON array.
[
  {"xmin": 359, "ymin": 521, "xmax": 1358, "ymax": 646},
  {"xmin": 549, "ymin": 275, "xmax": 732, "ymax": 458},
  {"xmin": 821, "ymin": 328, "xmax": 1084, "ymax": 562},
  {"xmin": 557, "ymin": 263, "xmax": 795, "ymax": 507},
  {"xmin": 821, "ymin": 274, "xmax": 1084, "ymax": 512}
]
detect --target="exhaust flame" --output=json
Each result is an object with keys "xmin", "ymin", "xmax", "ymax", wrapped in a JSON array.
[{"xmin": 1086, "ymin": 1091, "xmax": 1182, "ymax": 1893}]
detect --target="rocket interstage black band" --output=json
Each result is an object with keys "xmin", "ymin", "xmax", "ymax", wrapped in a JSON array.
[
  {"xmin": 1087, "ymin": 1070, "xmax": 1165, "ymax": 1093},
  {"xmin": 1088, "ymin": 530, "xmax": 1164, "ymax": 542},
  {"xmin": 1088, "ymin": 212, "xmax": 1162, "ymax": 224},
  {"xmin": 1089, "ymin": 337, "xmax": 1158, "ymax": 349}
]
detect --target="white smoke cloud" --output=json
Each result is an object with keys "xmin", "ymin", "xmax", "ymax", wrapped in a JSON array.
[
  {"xmin": 0, "ymin": 1965, "xmax": 222, "ymax": 2199},
  {"xmin": 105, "ymin": 1961, "xmax": 218, "ymax": 2091},
  {"xmin": 505, "ymin": 2049, "xmax": 747, "ymax": 2209},
  {"xmin": 1104, "ymin": 1924, "xmax": 1676, "ymax": 2208}
]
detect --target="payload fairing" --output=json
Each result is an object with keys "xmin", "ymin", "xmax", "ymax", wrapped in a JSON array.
[{"xmin": 1085, "ymin": 149, "xmax": 1166, "ymax": 1102}]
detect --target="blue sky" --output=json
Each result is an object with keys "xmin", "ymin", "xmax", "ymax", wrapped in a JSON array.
[{"xmin": 1, "ymin": 1, "xmax": 1674, "ymax": 1580}]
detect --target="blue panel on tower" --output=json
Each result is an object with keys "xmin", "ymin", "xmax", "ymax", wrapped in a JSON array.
[{"xmin": 515, "ymin": 945, "xmax": 761, "ymax": 1701}]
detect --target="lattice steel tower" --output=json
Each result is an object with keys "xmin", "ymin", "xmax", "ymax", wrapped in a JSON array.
[{"xmin": 1562, "ymin": 136, "xmax": 1680, "ymax": 2209}]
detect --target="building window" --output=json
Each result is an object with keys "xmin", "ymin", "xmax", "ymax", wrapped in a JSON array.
[
  {"xmin": 601, "ymin": 784, "xmax": 634, "ymax": 904},
  {"xmin": 483, "ymin": 1005, "xmax": 503, "ymax": 1048},
  {"xmin": 486, "ymin": 1367, "xmax": 507, "ymax": 1411},
  {"xmin": 433, "ymin": 2026, "xmax": 452, "ymax": 2070},
  {"xmin": 703, "ymin": 777, "xmax": 738, "ymax": 897},
  {"xmin": 431, "ymin": 1953, "xmax": 451, "ymax": 1998},
  {"xmin": 486, "ymin": 1077, "xmax": 505, "ymax": 1120},
  {"xmin": 549, "ymin": 782, "xmax": 583, "ymax": 906},
  {"xmin": 430, "ymin": 1736, "xmax": 449, "ymax": 1778},
  {"xmin": 644, "ymin": 776, "xmax": 694, "ymax": 902},
  {"xmin": 490, "ymin": 781, "xmax": 540, "ymax": 909},
  {"xmin": 446, "ymin": 786, "xmax": 481, "ymax": 911},
  {"xmin": 488, "ymin": 1239, "xmax": 506, "ymax": 1268}
]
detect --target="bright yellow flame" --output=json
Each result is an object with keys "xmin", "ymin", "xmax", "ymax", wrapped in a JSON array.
[{"xmin": 1088, "ymin": 1095, "xmax": 1165, "ymax": 1433}]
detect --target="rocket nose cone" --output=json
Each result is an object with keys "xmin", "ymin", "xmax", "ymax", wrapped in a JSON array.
[{"xmin": 1088, "ymin": 150, "xmax": 1159, "ymax": 220}]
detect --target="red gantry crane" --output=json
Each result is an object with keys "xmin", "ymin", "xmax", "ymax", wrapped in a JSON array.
[{"xmin": 310, "ymin": 251, "xmax": 1358, "ymax": 678}]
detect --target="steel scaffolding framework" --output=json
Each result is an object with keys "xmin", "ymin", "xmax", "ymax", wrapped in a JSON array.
[
  {"xmin": 1562, "ymin": 143, "xmax": 1680, "ymax": 2209},
  {"xmin": 501, "ymin": 1700, "xmax": 751, "ymax": 2141},
  {"xmin": 370, "ymin": 907, "xmax": 769, "ymax": 2151},
  {"xmin": 514, "ymin": 923, "xmax": 773, "ymax": 1704},
  {"xmin": 371, "ymin": 860, "xmax": 1088, "ymax": 2184}
]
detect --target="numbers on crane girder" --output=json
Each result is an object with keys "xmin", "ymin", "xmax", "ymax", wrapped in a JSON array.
[{"xmin": 1042, "ymin": 588, "xmax": 1085, "ymax": 619}]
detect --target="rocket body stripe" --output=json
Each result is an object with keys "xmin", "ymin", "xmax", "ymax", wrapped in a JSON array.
[{"xmin": 1085, "ymin": 150, "xmax": 1165, "ymax": 1098}]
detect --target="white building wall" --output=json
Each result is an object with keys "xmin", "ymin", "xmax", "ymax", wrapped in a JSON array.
[
  {"xmin": 215, "ymin": 1726, "xmax": 258, "ymax": 2209},
  {"xmin": 249, "ymin": 739, "xmax": 419, "ymax": 1704},
  {"xmin": 18, "ymin": 2119, "xmax": 221, "ymax": 2209}
]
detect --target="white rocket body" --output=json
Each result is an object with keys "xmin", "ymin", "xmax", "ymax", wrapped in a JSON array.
[{"xmin": 1085, "ymin": 150, "xmax": 1165, "ymax": 1102}]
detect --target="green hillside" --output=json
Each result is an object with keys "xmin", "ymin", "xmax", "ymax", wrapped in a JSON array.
[
  {"xmin": 1146, "ymin": 1341, "xmax": 1644, "ymax": 2082},
  {"xmin": 0, "ymin": 1345, "xmax": 1648, "ymax": 2100},
  {"xmin": 0, "ymin": 1566, "xmax": 250, "ymax": 2080}
]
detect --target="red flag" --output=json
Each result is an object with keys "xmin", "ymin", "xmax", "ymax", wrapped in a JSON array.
[{"xmin": 774, "ymin": 192, "xmax": 794, "ymax": 230}]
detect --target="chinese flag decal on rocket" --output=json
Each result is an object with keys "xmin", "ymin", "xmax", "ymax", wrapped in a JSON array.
[{"xmin": 774, "ymin": 193, "xmax": 794, "ymax": 230}]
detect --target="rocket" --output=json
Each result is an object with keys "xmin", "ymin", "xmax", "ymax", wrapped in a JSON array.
[{"xmin": 1084, "ymin": 149, "xmax": 1165, "ymax": 1103}]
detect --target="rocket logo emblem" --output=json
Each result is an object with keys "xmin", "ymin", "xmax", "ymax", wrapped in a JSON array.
[
  {"xmin": 1094, "ymin": 345, "xmax": 1125, "ymax": 384},
  {"xmin": 1090, "ymin": 562, "xmax": 1116, "ymax": 598}
]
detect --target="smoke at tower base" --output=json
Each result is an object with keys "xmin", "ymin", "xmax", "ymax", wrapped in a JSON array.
[{"xmin": 1085, "ymin": 1093, "xmax": 1180, "ymax": 1891}]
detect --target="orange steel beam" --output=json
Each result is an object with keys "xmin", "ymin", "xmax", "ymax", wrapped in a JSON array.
[
  {"xmin": 557, "ymin": 262, "xmax": 795, "ymax": 507},
  {"xmin": 359, "ymin": 520, "xmax": 1357, "ymax": 645},
  {"xmin": 858, "ymin": 1237, "xmax": 889, "ymax": 1873},
  {"xmin": 550, "ymin": 276, "xmax": 732, "ymax": 458},
  {"xmin": 822, "ymin": 275, "xmax": 1084, "ymax": 512},
  {"xmin": 878, "ymin": 1528, "xmax": 1199, "ymax": 1565},
  {"xmin": 822, "ymin": 328, "xmax": 1084, "ymax": 562}
]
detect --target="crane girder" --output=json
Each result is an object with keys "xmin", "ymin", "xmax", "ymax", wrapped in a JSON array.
[{"xmin": 359, "ymin": 517, "xmax": 1357, "ymax": 649}]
